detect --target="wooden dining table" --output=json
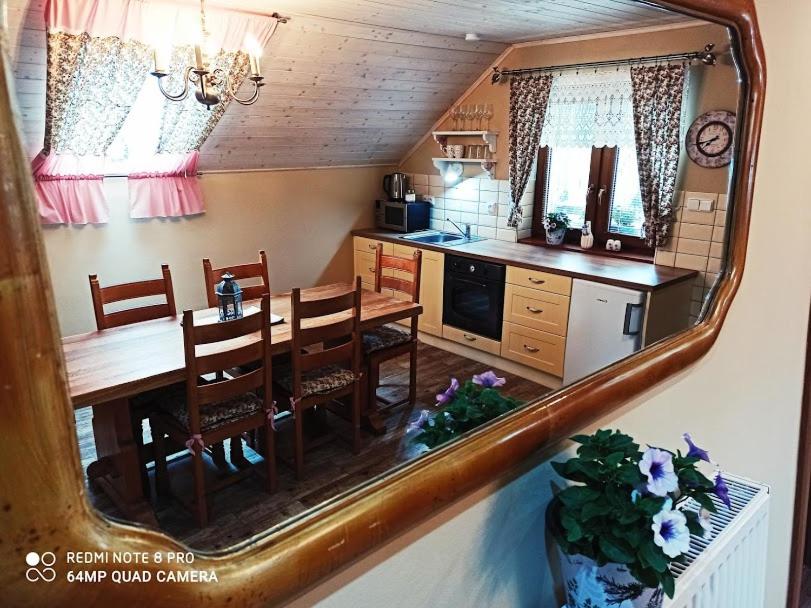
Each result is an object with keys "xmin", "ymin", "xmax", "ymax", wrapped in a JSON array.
[{"xmin": 63, "ymin": 283, "xmax": 422, "ymax": 525}]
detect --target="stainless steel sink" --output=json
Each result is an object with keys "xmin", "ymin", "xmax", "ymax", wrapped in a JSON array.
[{"xmin": 400, "ymin": 231, "xmax": 483, "ymax": 247}]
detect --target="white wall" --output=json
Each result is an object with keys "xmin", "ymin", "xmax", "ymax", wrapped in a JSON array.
[
  {"xmin": 290, "ymin": 1, "xmax": 811, "ymax": 606},
  {"xmin": 42, "ymin": 166, "xmax": 390, "ymax": 336}
]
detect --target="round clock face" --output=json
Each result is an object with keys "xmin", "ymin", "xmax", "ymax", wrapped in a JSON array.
[{"xmin": 686, "ymin": 110, "xmax": 736, "ymax": 168}]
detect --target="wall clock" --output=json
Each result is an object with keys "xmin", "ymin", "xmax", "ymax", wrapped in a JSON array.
[{"xmin": 686, "ymin": 110, "xmax": 736, "ymax": 168}]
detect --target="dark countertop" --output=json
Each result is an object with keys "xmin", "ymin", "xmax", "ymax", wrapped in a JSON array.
[{"xmin": 353, "ymin": 229, "xmax": 698, "ymax": 292}]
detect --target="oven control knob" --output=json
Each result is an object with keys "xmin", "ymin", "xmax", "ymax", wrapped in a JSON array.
[{"xmin": 469, "ymin": 265, "xmax": 476, "ymax": 273}]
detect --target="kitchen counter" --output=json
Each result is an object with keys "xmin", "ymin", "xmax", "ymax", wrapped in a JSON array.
[{"xmin": 353, "ymin": 229, "xmax": 698, "ymax": 292}]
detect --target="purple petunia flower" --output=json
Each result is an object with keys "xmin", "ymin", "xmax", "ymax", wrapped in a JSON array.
[
  {"xmin": 472, "ymin": 371, "xmax": 506, "ymax": 388},
  {"xmin": 651, "ymin": 499, "xmax": 691, "ymax": 558},
  {"xmin": 683, "ymin": 432, "xmax": 711, "ymax": 463},
  {"xmin": 406, "ymin": 410, "xmax": 431, "ymax": 433},
  {"xmin": 639, "ymin": 448, "xmax": 679, "ymax": 497},
  {"xmin": 714, "ymin": 471, "xmax": 731, "ymax": 508},
  {"xmin": 436, "ymin": 378, "xmax": 459, "ymax": 405}
]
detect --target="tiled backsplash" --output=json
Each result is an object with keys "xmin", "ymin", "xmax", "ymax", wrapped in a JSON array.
[
  {"xmin": 654, "ymin": 190, "xmax": 728, "ymax": 322},
  {"xmin": 406, "ymin": 172, "xmax": 536, "ymax": 243}
]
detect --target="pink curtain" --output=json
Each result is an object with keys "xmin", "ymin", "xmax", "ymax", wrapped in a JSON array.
[
  {"xmin": 32, "ymin": 152, "xmax": 108, "ymax": 225},
  {"xmin": 128, "ymin": 151, "xmax": 204, "ymax": 218}
]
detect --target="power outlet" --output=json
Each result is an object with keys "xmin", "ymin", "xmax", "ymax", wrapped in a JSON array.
[{"xmin": 698, "ymin": 199, "xmax": 715, "ymax": 212}]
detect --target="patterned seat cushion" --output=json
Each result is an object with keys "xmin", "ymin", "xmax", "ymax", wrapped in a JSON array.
[
  {"xmin": 362, "ymin": 324, "xmax": 412, "ymax": 354},
  {"xmin": 156, "ymin": 383, "xmax": 264, "ymax": 433},
  {"xmin": 276, "ymin": 365, "xmax": 356, "ymax": 398}
]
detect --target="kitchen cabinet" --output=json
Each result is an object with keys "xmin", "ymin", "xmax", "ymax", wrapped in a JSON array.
[
  {"xmin": 352, "ymin": 237, "xmax": 443, "ymax": 337},
  {"xmin": 442, "ymin": 324, "xmax": 502, "ymax": 356},
  {"xmin": 501, "ymin": 265, "xmax": 572, "ymax": 377}
]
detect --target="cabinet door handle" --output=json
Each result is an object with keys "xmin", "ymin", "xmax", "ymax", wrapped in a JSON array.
[
  {"xmin": 463, "ymin": 334, "xmax": 477, "ymax": 342},
  {"xmin": 526, "ymin": 306, "xmax": 543, "ymax": 314},
  {"xmin": 528, "ymin": 277, "xmax": 546, "ymax": 285},
  {"xmin": 523, "ymin": 344, "xmax": 539, "ymax": 353},
  {"xmin": 368, "ymin": 243, "xmax": 377, "ymax": 250},
  {"xmin": 597, "ymin": 186, "xmax": 607, "ymax": 207}
]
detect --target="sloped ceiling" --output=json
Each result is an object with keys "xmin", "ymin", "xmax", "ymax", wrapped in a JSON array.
[{"xmin": 4, "ymin": 0, "xmax": 691, "ymax": 171}]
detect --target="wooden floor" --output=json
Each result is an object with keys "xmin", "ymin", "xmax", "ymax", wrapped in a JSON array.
[{"xmin": 75, "ymin": 342, "xmax": 551, "ymax": 550}]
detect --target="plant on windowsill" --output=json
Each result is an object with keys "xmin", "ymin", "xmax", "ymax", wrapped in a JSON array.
[
  {"xmin": 548, "ymin": 429, "xmax": 731, "ymax": 608},
  {"xmin": 408, "ymin": 372, "xmax": 523, "ymax": 449},
  {"xmin": 544, "ymin": 211, "xmax": 571, "ymax": 245}
]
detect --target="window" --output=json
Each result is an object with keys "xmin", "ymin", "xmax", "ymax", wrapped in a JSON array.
[{"xmin": 532, "ymin": 66, "xmax": 652, "ymax": 254}]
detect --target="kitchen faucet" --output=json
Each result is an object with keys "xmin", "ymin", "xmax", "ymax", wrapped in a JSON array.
[{"xmin": 446, "ymin": 218, "xmax": 471, "ymax": 239}]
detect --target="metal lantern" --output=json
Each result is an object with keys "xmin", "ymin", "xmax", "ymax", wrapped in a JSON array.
[{"xmin": 215, "ymin": 272, "xmax": 243, "ymax": 321}]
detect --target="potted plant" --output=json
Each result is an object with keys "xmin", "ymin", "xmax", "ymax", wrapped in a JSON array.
[
  {"xmin": 543, "ymin": 211, "xmax": 570, "ymax": 245},
  {"xmin": 548, "ymin": 429, "xmax": 730, "ymax": 607},
  {"xmin": 408, "ymin": 371, "xmax": 523, "ymax": 449}
]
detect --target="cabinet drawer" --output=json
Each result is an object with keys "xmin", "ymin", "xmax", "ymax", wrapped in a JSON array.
[
  {"xmin": 354, "ymin": 251, "xmax": 377, "ymax": 285},
  {"xmin": 506, "ymin": 266, "xmax": 571, "ymax": 296},
  {"xmin": 500, "ymin": 322, "xmax": 566, "ymax": 377},
  {"xmin": 442, "ymin": 325, "xmax": 501, "ymax": 356},
  {"xmin": 354, "ymin": 236, "xmax": 393, "ymax": 255},
  {"xmin": 393, "ymin": 243, "xmax": 443, "ymax": 263},
  {"xmin": 503, "ymin": 284, "xmax": 570, "ymax": 337}
]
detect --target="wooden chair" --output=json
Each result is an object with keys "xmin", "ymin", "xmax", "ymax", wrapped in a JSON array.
[
  {"xmin": 150, "ymin": 295, "xmax": 276, "ymax": 527},
  {"xmin": 202, "ymin": 250, "xmax": 270, "ymax": 465},
  {"xmin": 364, "ymin": 244, "xmax": 422, "ymax": 412},
  {"xmin": 203, "ymin": 250, "xmax": 270, "ymax": 308},
  {"xmin": 88, "ymin": 264, "xmax": 178, "ymax": 495},
  {"xmin": 89, "ymin": 264, "xmax": 176, "ymax": 330},
  {"xmin": 274, "ymin": 278, "xmax": 363, "ymax": 480}
]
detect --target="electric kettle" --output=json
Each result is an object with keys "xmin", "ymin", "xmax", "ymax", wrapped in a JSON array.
[{"xmin": 382, "ymin": 172, "xmax": 408, "ymax": 201}]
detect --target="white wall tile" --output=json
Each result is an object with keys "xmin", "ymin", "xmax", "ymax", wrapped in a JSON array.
[
  {"xmin": 498, "ymin": 180, "xmax": 511, "ymax": 193},
  {"xmin": 709, "ymin": 241, "xmax": 724, "ymax": 259},
  {"xmin": 429, "ymin": 186, "xmax": 444, "ymax": 198},
  {"xmin": 674, "ymin": 253, "xmax": 708, "ymax": 272},
  {"xmin": 478, "ymin": 214, "xmax": 498, "ymax": 227},
  {"xmin": 496, "ymin": 228, "xmax": 517, "ymax": 242},
  {"xmin": 677, "ymin": 238, "xmax": 711, "ymax": 257},
  {"xmin": 429, "ymin": 175, "xmax": 444, "ymax": 187},
  {"xmin": 479, "ymin": 190, "xmax": 499, "ymax": 204},
  {"xmin": 478, "ymin": 226, "xmax": 497, "ymax": 239},
  {"xmin": 654, "ymin": 250, "xmax": 676, "ymax": 267},
  {"xmin": 479, "ymin": 179, "xmax": 500, "ymax": 192},
  {"xmin": 498, "ymin": 191, "xmax": 512, "ymax": 204},
  {"xmin": 412, "ymin": 174, "xmax": 428, "ymax": 186},
  {"xmin": 679, "ymin": 223, "xmax": 713, "ymax": 241}
]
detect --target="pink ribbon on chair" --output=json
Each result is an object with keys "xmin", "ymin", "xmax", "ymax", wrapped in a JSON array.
[
  {"xmin": 289, "ymin": 396, "xmax": 302, "ymax": 417},
  {"xmin": 265, "ymin": 401, "xmax": 279, "ymax": 431},
  {"xmin": 185, "ymin": 434, "xmax": 204, "ymax": 455}
]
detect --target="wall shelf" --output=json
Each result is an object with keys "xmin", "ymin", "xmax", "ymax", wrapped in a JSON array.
[
  {"xmin": 432, "ymin": 130, "xmax": 499, "ymax": 154},
  {"xmin": 432, "ymin": 157, "xmax": 498, "ymax": 180}
]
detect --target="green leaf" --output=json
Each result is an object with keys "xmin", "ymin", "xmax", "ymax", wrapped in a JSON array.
[
  {"xmin": 604, "ymin": 451, "xmax": 625, "ymax": 467},
  {"xmin": 581, "ymin": 501, "xmax": 611, "ymax": 521},
  {"xmin": 561, "ymin": 512, "xmax": 584, "ymax": 542},
  {"xmin": 660, "ymin": 571, "xmax": 676, "ymax": 598},
  {"xmin": 559, "ymin": 486, "xmax": 600, "ymax": 508},
  {"xmin": 692, "ymin": 492, "xmax": 718, "ymax": 514},
  {"xmin": 638, "ymin": 496, "xmax": 666, "ymax": 516},
  {"xmin": 639, "ymin": 541, "xmax": 669, "ymax": 573},
  {"xmin": 617, "ymin": 464, "xmax": 642, "ymax": 485},
  {"xmin": 598, "ymin": 536, "xmax": 635, "ymax": 564},
  {"xmin": 570, "ymin": 434, "xmax": 592, "ymax": 445}
]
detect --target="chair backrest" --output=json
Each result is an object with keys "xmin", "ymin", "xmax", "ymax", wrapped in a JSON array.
[
  {"xmin": 203, "ymin": 250, "xmax": 270, "ymax": 308},
  {"xmin": 374, "ymin": 244, "xmax": 422, "ymax": 304},
  {"xmin": 89, "ymin": 264, "xmax": 177, "ymax": 330},
  {"xmin": 289, "ymin": 278, "xmax": 362, "ymax": 400},
  {"xmin": 182, "ymin": 294, "xmax": 272, "ymax": 436}
]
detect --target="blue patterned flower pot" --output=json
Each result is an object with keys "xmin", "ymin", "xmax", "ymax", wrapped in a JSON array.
[
  {"xmin": 559, "ymin": 552, "xmax": 663, "ymax": 608},
  {"xmin": 546, "ymin": 228, "xmax": 567, "ymax": 245}
]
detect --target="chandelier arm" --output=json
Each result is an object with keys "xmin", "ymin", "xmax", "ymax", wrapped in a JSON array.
[
  {"xmin": 155, "ymin": 67, "xmax": 195, "ymax": 102},
  {"xmin": 228, "ymin": 76, "xmax": 263, "ymax": 106}
]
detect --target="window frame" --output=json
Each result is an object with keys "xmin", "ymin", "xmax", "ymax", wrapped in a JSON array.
[{"xmin": 532, "ymin": 145, "xmax": 654, "ymax": 257}]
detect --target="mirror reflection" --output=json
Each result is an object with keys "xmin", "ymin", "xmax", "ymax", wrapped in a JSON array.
[{"xmin": 5, "ymin": 0, "xmax": 741, "ymax": 550}]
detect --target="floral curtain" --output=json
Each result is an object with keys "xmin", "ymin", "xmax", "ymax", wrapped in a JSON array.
[
  {"xmin": 33, "ymin": 26, "xmax": 152, "ymax": 224},
  {"xmin": 508, "ymin": 74, "xmax": 553, "ymax": 228},
  {"xmin": 629, "ymin": 64, "xmax": 687, "ymax": 247}
]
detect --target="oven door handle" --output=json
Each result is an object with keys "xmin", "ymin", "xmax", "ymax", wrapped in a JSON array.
[{"xmin": 449, "ymin": 277, "xmax": 491, "ymax": 290}]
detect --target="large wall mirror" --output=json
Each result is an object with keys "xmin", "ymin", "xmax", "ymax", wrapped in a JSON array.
[{"xmin": 0, "ymin": 0, "xmax": 763, "ymax": 605}]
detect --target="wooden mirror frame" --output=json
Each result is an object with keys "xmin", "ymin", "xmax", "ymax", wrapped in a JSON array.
[{"xmin": 0, "ymin": 0, "xmax": 764, "ymax": 604}]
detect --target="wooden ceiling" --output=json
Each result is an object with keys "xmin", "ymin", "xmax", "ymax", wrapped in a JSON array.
[{"xmin": 4, "ymin": 0, "xmax": 692, "ymax": 171}]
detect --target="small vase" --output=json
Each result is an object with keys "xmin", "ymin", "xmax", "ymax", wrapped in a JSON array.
[
  {"xmin": 559, "ymin": 551, "xmax": 663, "ymax": 608},
  {"xmin": 546, "ymin": 228, "xmax": 567, "ymax": 246}
]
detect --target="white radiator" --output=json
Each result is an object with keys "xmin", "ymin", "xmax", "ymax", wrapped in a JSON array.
[{"xmin": 665, "ymin": 473, "xmax": 770, "ymax": 608}]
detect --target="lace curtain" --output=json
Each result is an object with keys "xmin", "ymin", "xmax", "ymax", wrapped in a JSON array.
[{"xmin": 540, "ymin": 66, "xmax": 636, "ymax": 150}]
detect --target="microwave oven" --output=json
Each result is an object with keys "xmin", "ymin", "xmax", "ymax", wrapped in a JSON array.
[{"xmin": 375, "ymin": 200, "xmax": 431, "ymax": 233}]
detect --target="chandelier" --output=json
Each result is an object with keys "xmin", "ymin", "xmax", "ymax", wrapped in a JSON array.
[{"xmin": 149, "ymin": 0, "xmax": 287, "ymax": 110}]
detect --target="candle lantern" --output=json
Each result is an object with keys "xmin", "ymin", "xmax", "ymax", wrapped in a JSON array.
[{"xmin": 215, "ymin": 272, "xmax": 243, "ymax": 321}]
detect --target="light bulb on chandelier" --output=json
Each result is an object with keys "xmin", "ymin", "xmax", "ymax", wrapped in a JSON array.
[{"xmin": 150, "ymin": 0, "xmax": 288, "ymax": 110}]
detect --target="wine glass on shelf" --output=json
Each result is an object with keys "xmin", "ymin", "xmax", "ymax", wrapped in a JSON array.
[
  {"xmin": 464, "ymin": 105, "xmax": 475, "ymax": 131},
  {"xmin": 483, "ymin": 104, "xmax": 494, "ymax": 131},
  {"xmin": 451, "ymin": 106, "xmax": 461, "ymax": 131},
  {"xmin": 475, "ymin": 104, "xmax": 486, "ymax": 130}
]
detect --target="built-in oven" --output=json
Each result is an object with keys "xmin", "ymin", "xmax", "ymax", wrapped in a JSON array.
[{"xmin": 443, "ymin": 254, "xmax": 506, "ymax": 341}]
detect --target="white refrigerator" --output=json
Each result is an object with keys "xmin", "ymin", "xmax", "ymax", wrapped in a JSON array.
[{"xmin": 563, "ymin": 279, "xmax": 647, "ymax": 386}]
